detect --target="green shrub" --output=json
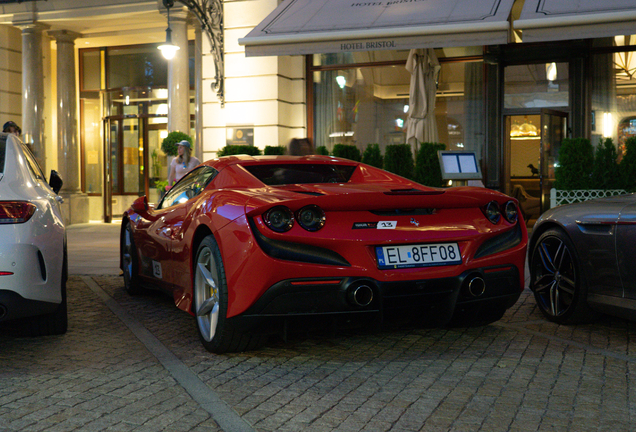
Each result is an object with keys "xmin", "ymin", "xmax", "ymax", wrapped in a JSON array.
[
  {"xmin": 161, "ymin": 131, "xmax": 192, "ymax": 157},
  {"xmin": 384, "ymin": 144, "xmax": 414, "ymax": 180},
  {"xmin": 591, "ymin": 138, "xmax": 621, "ymax": 189},
  {"xmin": 554, "ymin": 138, "xmax": 593, "ymax": 190},
  {"xmin": 620, "ymin": 136, "xmax": 636, "ymax": 191},
  {"xmin": 362, "ymin": 143, "xmax": 383, "ymax": 168},
  {"xmin": 316, "ymin": 146, "xmax": 329, "ymax": 155},
  {"xmin": 414, "ymin": 142, "xmax": 446, "ymax": 187},
  {"xmin": 264, "ymin": 145, "xmax": 286, "ymax": 155},
  {"xmin": 217, "ymin": 145, "xmax": 261, "ymax": 157},
  {"xmin": 332, "ymin": 144, "xmax": 361, "ymax": 161}
]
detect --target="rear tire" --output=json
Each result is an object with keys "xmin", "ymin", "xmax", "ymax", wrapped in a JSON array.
[
  {"xmin": 27, "ymin": 245, "xmax": 68, "ymax": 336},
  {"xmin": 122, "ymin": 221, "xmax": 143, "ymax": 295},
  {"xmin": 193, "ymin": 234, "xmax": 266, "ymax": 353}
]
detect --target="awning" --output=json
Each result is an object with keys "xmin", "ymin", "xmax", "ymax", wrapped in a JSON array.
[
  {"xmin": 515, "ymin": 0, "xmax": 636, "ymax": 43},
  {"xmin": 239, "ymin": 0, "xmax": 515, "ymax": 57}
]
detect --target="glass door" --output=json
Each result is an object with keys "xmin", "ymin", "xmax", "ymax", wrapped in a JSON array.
[
  {"xmin": 540, "ymin": 109, "xmax": 568, "ymax": 213},
  {"xmin": 103, "ymin": 119, "xmax": 116, "ymax": 223},
  {"xmin": 504, "ymin": 110, "xmax": 567, "ymax": 226},
  {"xmin": 147, "ymin": 123, "xmax": 169, "ymax": 205}
]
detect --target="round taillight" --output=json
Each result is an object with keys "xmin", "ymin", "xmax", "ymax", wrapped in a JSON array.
[
  {"xmin": 263, "ymin": 206, "xmax": 294, "ymax": 232},
  {"xmin": 484, "ymin": 201, "xmax": 501, "ymax": 224},
  {"xmin": 296, "ymin": 205, "xmax": 326, "ymax": 231},
  {"xmin": 503, "ymin": 201, "xmax": 518, "ymax": 224}
]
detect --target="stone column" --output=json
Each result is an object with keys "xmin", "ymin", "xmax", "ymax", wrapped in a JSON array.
[
  {"xmin": 194, "ymin": 21, "xmax": 203, "ymax": 161},
  {"xmin": 49, "ymin": 29, "xmax": 88, "ymax": 225},
  {"xmin": 17, "ymin": 21, "xmax": 48, "ymax": 171},
  {"xmin": 167, "ymin": 9, "xmax": 190, "ymax": 135}
]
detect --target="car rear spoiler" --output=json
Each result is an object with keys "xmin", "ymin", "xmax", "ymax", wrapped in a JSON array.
[{"xmin": 245, "ymin": 187, "xmax": 508, "ymax": 216}]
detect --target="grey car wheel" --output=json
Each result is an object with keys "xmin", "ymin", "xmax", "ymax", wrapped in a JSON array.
[{"xmin": 530, "ymin": 228, "xmax": 598, "ymax": 324}]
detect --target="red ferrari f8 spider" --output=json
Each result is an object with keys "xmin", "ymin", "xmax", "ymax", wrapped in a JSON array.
[{"xmin": 121, "ymin": 155, "xmax": 527, "ymax": 353}]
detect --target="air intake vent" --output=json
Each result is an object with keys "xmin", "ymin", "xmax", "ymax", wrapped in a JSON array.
[
  {"xmin": 293, "ymin": 191, "xmax": 324, "ymax": 196},
  {"xmin": 385, "ymin": 189, "xmax": 445, "ymax": 195},
  {"xmin": 37, "ymin": 250, "xmax": 47, "ymax": 281}
]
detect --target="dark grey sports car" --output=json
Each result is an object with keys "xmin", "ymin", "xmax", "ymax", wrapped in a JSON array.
[{"xmin": 529, "ymin": 193, "xmax": 636, "ymax": 324}]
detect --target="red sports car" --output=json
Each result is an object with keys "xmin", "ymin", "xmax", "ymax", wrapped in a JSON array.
[{"xmin": 121, "ymin": 155, "xmax": 527, "ymax": 353}]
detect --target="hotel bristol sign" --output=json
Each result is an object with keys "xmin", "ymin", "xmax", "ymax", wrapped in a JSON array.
[{"xmin": 241, "ymin": 0, "xmax": 513, "ymax": 56}]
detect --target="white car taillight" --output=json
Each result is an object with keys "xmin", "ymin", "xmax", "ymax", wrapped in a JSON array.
[{"xmin": 0, "ymin": 201, "xmax": 36, "ymax": 224}]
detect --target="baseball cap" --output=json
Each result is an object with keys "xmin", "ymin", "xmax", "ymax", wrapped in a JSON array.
[
  {"xmin": 177, "ymin": 140, "xmax": 191, "ymax": 149},
  {"xmin": 3, "ymin": 121, "xmax": 20, "ymax": 134}
]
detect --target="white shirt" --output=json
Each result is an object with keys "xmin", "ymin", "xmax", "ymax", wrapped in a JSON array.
[{"xmin": 170, "ymin": 156, "xmax": 201, "ymax": 183}]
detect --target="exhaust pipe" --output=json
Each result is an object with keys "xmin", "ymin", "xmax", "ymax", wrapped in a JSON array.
[
  {"xmin": 347, "ymin": 283, "xmax": 374, "ymax": 307},
  {"xmin": 466, "ymin": 276, "xmax": 486, "ymax": 297},
  {"xmin": 0, "ymin": 304, "xmax": 6, "ymax": 319}
]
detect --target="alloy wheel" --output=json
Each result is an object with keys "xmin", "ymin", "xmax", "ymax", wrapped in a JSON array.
[
  {"xmin": 122, "ymin": 226, "xmax": 134, "ymax": 281},
  {"xmin": 532, "ymin": 235, "xmax": 577, "ymax": 318},
  {"xmin": 194, "ymin": 246, "xmax": 220, "ymax": 342}
]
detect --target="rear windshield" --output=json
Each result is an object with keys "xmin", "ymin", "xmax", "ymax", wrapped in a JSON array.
[{"xmin": 243, "ymin": 163, "xmax": 357, "ymax": 185}]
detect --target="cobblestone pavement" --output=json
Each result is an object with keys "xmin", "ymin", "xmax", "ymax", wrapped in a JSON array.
[{"xmin": 2, "ymin": 273, "xmax": 636, "ymax": 431}]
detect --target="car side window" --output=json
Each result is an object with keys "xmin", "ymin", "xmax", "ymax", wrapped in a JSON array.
[
  {"xmin": 158, "ymin": 166, "xmax": 218, "ymax": 209},
  {"xmin": 21, "ymin": 143, "xmax": 46, "ymax": 182}
]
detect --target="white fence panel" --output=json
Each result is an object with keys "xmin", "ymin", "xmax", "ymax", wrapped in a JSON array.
[{"xmin": 550, "ymin": 188, "xmax": 628, "ymax": 208}]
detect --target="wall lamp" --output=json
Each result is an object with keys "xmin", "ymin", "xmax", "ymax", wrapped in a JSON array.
[{"xmin": 158, "ymin": 0, "xmax": 180, "ymax": 60}]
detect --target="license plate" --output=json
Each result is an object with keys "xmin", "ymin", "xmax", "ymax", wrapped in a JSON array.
[{"xmin": 375, "ymin": 243, "xmax": 461, "ymax": 269}]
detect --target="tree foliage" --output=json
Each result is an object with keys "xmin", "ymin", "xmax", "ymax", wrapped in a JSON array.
[{"xmin": 161, "ymin": 131, "xmax": 192, "ymax": 157}]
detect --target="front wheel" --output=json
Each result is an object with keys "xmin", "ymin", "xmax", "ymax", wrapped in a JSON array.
[
  {"xmin": 193, "ymin": 235, "xmax": 266, "ymax": 353},
  {"xmin": 530, "ymin": 228, "xmax": 599, "ymax": 324}
]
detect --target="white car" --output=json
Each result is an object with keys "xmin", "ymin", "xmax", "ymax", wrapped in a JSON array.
[{"xmin": 0, "ymin": 133, "xmax": 67, "ymax": 336}]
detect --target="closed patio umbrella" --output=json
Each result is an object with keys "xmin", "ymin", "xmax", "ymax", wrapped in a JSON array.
[{"xmin": 405, "ymin": 48, "xmax": 441, "ymax": 150}]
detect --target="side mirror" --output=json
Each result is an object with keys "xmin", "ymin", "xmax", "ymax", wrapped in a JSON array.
[
  {"xmin": 131, "ymin": 196, "xmax": 149, "ymax": 214},
  {"xmin": 49, "ymin": 170, "xmax": 63, "ymax": 194}
]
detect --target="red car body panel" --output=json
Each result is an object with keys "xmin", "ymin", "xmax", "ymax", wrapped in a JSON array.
[{"xmin": 123, "ymin": 155, "xmax": 527, "ymax": 326}]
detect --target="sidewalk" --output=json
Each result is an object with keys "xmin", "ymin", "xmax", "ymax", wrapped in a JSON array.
[{"xmin": 67, "ymin": 222, "xmax": 122, "ymax": 276}]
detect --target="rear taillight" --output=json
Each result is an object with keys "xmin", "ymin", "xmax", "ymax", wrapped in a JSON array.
[{"xmin": 0, "ymin": 202, "xmax": 36, "ymax": 224}]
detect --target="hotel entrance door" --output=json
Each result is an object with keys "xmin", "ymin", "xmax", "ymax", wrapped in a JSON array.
[{"xmin": 504, "ymin": 109, "xmax": 567, "ymax": 225}]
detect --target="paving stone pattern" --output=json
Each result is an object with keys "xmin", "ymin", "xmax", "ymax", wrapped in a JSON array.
[{"xmin": 2, "ymin": 274, "xmax": 636, "ymax": 431}]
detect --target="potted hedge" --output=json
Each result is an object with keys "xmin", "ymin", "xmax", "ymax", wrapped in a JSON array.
[
  {"xmin": 264, "ymin": 145, "xmax": 286, "ymax": 155},
  {"xmin": 620, "ymin": 136, "xmax": 636, "ymax": 192},
  {"xmin": 316, "ymin": 145, "xmax": 330, "ymax": 155},
  {"xmin": 591, "ymin": 138, "xmax": 621, "ymax": 189},
  {"xmin": 362, "ymin": 143, "xmax": 383, "ymax": 168},
  {"xmin": 384, "ymin": 144, "xmax": 414, "ymax": 180},
  {"xmin": 414, "ymin": 142, "xmax": 446, "ymax": 187},
  {"xmin": 217, "ymin": 145, "xmax": 261, "ymax": 156},
  {"xmin": 332, "ymin": 144, "xmax": 361, "ymax": 161},
  {"xmin": 554, "ymin": 137, "xmax": 594, "ymax": 190}
]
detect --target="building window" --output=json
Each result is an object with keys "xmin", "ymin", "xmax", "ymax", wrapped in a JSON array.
[
  {"xmin": 504, "ymin": 63, "xmax": 570, "ymax": 109},
  {"xmin": 590, "ymin": 37, "xmax": 636, "ymax": 156},
  {"xmin": 310, "ymin": 49, "xmax": 485, "ymax": 161}
]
